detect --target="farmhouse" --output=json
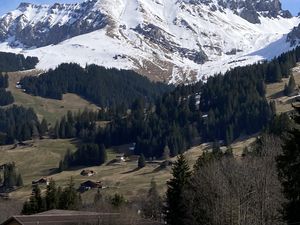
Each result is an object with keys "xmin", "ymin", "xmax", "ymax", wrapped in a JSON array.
[
  {"xmin": 32, "ymin": 177, "xmax": 49, "ymax": 186},
  {"xmin": 1, "ymin": 209, "xmax": 163, "ymax": 225},
  {"xmin": 79, "ymin": 180, "xmax": 102, "ymax": 192},
  {"xmin": 116, "ymin": 154, "xmax": 126, "ymax": 162},
  {"xmin": 80, "ymin": 169, "xmax": 96, "ymax": 177}
]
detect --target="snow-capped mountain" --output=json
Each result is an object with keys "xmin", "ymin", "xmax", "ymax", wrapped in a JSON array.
[{"xmin": 0, "ymin": 0, "xmax": 299, "ymax": 83}]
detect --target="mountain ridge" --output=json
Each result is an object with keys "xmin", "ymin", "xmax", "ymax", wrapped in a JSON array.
[{"xmin": 0, "ymin": 0, "xmax": 299, "ymax": 83}]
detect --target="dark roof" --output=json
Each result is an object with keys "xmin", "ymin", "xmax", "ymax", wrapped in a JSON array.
[
  {"xmin": 32, "ymin": 177, "xmax": 48, "ymax": 184},
  {"xmin": 1, "ymin": 210, "xmax": 119, "ymax": 225},
  {"xmin": 1, "ymin": 210, "xmax": 163, "ymax": 225},
  {"xmin": 80, "ymin": 180, "xmax": 102, "ymax": 188}
]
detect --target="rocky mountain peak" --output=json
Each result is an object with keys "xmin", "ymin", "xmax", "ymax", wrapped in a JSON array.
[
  {"xmin": 0, "ymin": 0, "xmax": 107, "ymax": 47},
  {"xmin": 186, "ymin": 0, "xmax": 292, "ymax": 23},
  {"xmin": 0, "ymin": 0, "xmax": 298, "ymax": 83}
]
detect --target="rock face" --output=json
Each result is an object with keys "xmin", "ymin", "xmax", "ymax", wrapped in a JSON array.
[
  {"xmin": 0, "ymin": 0, "xmax": 291, "ymax": 48},
  {"xmin": 287, "ymin": 23, "xmax": 300, "ymax": 46},
  {"xmin": 134, "ymin": 24, "xmax": 208, "ymax": 64},
  {"xmin": 188, "ymin": 0, "xmax": 292, "ymax": 23},
  {"xmin": 0, "ymin": 1, "xmax": 107, "ymax": 47},
  {"xmin": 0, "ymin": 0, "xmax": 298, "ymax": 83}
]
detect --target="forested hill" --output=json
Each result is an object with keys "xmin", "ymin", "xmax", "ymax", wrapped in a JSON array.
[
  {"xmin": 0, "ymin": 52, "xmax": 38, "ymax": 72},
  {"xmin": 20, "ymin": 63, "xmax": 173, "ymax": 108},
  {"xmin": 50, "ymin": 45, "xmax": 300, "ymax": 160}
]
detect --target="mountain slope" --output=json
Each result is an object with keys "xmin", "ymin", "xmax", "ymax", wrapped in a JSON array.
[
  {"xmin": 288, "ymin": 23, "xmax": 300, "ymax": 46},
  {"xmin": 0, "ymin": 0, "xmax": 299, "ymax": 83}
]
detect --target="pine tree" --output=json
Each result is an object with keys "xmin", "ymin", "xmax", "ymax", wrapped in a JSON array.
[
  {"xmin": 277, "ymin": 105, "xmax": 300, "ymax": 224},
  {"xmin": 165, "ymin": 154, "xmax": 191, "ymax": 225},
  {"xmin": 3, "ymin": 163, "xmax": 18, "ymax": 189},
  {"xmin": 162, "ymin": 145, "xmax": 171, "ymax": 160},
  {"xmin": 138, "ymin": 154, "xmax": 146, "ymax": 168},
  {"xmin": 142, "ymin": 179, "xmax": 163, "ymax": 220},
  {"xmin": 22, "ymin": 201, "xmax": 32, "ymax": 215},
  {"xmin": 274, "ymin": 61, "xmax": 282, "ymax": 82},
  {"xmin": 94, "ymin": 188, "xmax": 103, "ymax": 205},
  {"xmin": 16, "ymin": 174, "xmax": 23, "ymax": 187},
  {"xmin": 59, "ymin": 117, "xmax": 66, "ymax": 138},
  {"xmin": 45, "ymin": 179, "xmax": 58, "ymax": 210},
  {"xmin": 110, "ymin": 193, "xmax": 126, "ymax": 208},
  {"xmin": 270, "ymin": 100, "xmax": 277, "ymax": 116},
  {"xmin": 59, "ymin": 177, "xmax": 81, "ymax": 210},
  {"xmin": 33, "ymin": 185, "xmax": 44, "ymax": 212},
  {"xmin": 40, "ymin": 118, "xmax": 48, "ymax": 136},
  {"xmin": 212, "ymin": 141, "xmax": 222, "ymax": 158},
  {"xmin": 225, "ymin": 125, "xmax": 234, "ymax": 146},
  {"xmin": 22, "ymin": 185, "xmax": 44, "ymax": 215},
  {"xmin": 99, "ymin": 144, "xmax": 107, "ymax": 165},
  {"xmin": 284, "ymin": 74, "xmax": 296, "ymax": 96},
  {"xmin": 53, "ymin": 121, "xmax": 59, "ymax": 139}
]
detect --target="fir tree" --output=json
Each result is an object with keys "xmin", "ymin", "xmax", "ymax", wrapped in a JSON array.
[
  {"xmin": 165, "ymin": 154, "xmax": 191, "ymax": 225},
  {"xmin": 142, "ymin": 179, "xmax": 163, "ymax": 220},
  {"xmin": 162, "ymin": 145, "xmax": 171, "ymax": 160},
  {"xmin": 99, "ymin": 144, "xmax": 107, "ymax": 165},
  {"xmin": 138, "ymin": 154, "xmax": 146, "ymax": 168},
  {"xmin": 110, "ymin": 193, "xmax": 126, "ymax": 208},
  {"xmin": 94, "ymin": 188, "xmax": 103, "ymax": 205},
  {"xmin": 284, "ymin": 74, "xmax": 296, "ymax": 96},
  {"xmin": 22, "ymin": 185, "xmax": 44, "ymax": 215},
  {"xmin": 277, "ymin": 105, "xmax": 300, "ymax": 224},
  {"xmin": 212, "ymin": 141, "xmax": 222, "ymax": 158},
  {"xmin": 59, "ymin": 177, "xmax": 81, "ymax": 210},
  {"xmin": 45, "ymin": 179, "xmax": 58, "ymax": 210},
  {"xmin": 53, "ymin": 121, "xmax": 59, "ymax": 139},
  {"xmin": 40, "ymin": 118, "xmax": 48, "ymax": 136},
  {"xmin": 16, "ymin": 174, "xmax": 23, "ymax": 187},
  {"xmin": 270, "ymin": 100, "xmax": 277, "ymax": 116}
]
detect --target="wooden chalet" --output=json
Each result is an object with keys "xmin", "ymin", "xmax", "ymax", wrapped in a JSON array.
[
  {"xmin": 32, "ymin": 177, "xmax": 49, "ymax": 186},
  {"xmin": 79, "ymin": 180, "xmax": 102, "ymax": 192}
]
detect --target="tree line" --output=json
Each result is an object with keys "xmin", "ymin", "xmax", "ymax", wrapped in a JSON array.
[
  {"xmin": 164, "ymin": 103, "xmax": 300, "ymax": 225},
  {"xmin": 51, "ymin": 70, "xmax": 269, "ymax": 160},
  {"xmin": 20, "ymin": 46, "xmax": 300, "ymax": 160},
  {"xmin": 0, "ymin": 52, "xmax": 38, "ymax": 72},
  {"xmin": 0, "ymin": 73, "xmax": 14, "ymax": 106},
  {"xmin": 17, "ymin": 104, "xmax": 300, "ymax": 224},
  {"xmin": 0, "ymin": 105, "xmax": 46, "ymax": 145},
  {"xmin": 20, "ymin": 63, "xmax": 173, "ymax": 108},
  {"xmin": 58, "ymin": 144, "xmax": 107, "ymax": 171},
  {"xmin": 0, "ymin": 162, "xmax": 23, "ymax": 192},
  {"xmin": 22, "ymin": 178, "xmax": 81, "ymax": 215}
]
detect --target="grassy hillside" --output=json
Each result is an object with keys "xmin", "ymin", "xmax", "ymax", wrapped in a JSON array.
[
  {"xmin": 7, "ymin": 70, "xmax": 99, "ymax": 125},
  {"xmin": 1, "ymin": 63, "xmax": 296, "ymax": 202},
  {"xmin": 0, "ymin": 136, "xmax": 255, "ymax": 202},
  {"xmin": 266, "ymin": 64, "xmax": 300, "ymax": 113}
]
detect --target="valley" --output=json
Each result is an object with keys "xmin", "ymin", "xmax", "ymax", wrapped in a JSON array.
[
  {"xmin": 2, "ymin": 63, "xmax": 300, "ymax": 202},
  {"xmin": 0, "ymin": 0, "xmax": 300, "ymax": 224},
  {"xmin": 0, "ymin": 134, "xmax": 256, "ymax": 202}
]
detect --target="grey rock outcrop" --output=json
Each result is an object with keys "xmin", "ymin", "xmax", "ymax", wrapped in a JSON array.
[
  {"xmin": 187, "ymin": 0, "xmax": 292, "ymax": 24},
  {"xmin": 287, "ymin": 23, "xmax": 300, "ymax": 46},
  {"xmin": 0, "ymin": 0, "xmax": 107, "ymax": 47}
]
